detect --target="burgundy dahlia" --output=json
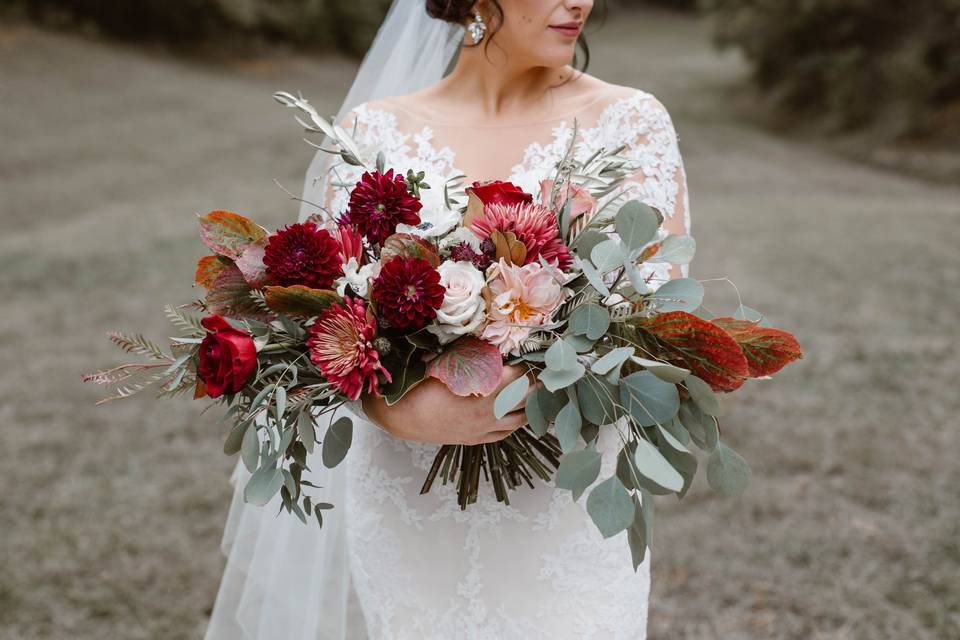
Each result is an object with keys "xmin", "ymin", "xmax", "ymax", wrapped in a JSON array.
[
  {"xmin": 371, "ymin": 256, "xmax": 445, "ymax": 331},
  {"xmin": 307, "ymin": 297, "xmax": 391, "ymax": 400},
  {"xmin": 346, "ymin": 169, "xmax": 422, "ymax": 246},
  {"xmin": 263, "ymin": 221, "xmax": 342, "ymax": 289}
]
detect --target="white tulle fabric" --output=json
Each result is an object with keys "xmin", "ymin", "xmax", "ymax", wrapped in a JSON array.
[{"xmin": 205, "ymin": 86, "xmax": 692, "ymax": 639}]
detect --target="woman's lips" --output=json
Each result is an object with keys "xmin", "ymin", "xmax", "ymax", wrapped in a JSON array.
[{"xmin": 549, "ymin": 23, "xmax": 581, "ymax": 38}]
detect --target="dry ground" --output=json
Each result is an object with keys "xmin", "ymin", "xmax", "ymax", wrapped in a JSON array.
[{"xmin": 1, "ymin": 9, "xmax": 958, "ymax": 640}]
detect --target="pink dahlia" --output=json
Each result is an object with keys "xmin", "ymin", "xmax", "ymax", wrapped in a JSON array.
[
  {"xmin": 470, "ymin": 202, "xmax": 573, "ymax": 271},
  {"xmin": 263, "ymin": 221, "xmax": 342, "ymax": 289},
  {"xmin": 306, "ymin": 297, "xmax": 391, "ymax": 400},
  {"xmin": 346, "ymin": 169, "xmax": 422, "ymax": 246},
  {"xmin": 371, "ymin": 256, "xmax": 445, "ymax": 331}
]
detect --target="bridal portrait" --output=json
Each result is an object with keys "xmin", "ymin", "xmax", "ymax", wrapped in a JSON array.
[{"xmin": 3, "ymin": 0, "xmax": 958, "ymax": 638}]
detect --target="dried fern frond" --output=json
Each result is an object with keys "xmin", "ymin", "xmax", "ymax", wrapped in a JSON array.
[
  {"xmin": 164, "ymin": 304, "xmax": 205, "ymax": 336},
  {"xmin": 106, "ymin": 331, "xmax": 170, "ymax": 360}
]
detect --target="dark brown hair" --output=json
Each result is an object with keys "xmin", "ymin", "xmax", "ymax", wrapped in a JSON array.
[{"xmin": 425, "ymin": 0, "xmax": 599, "ymax": 74}]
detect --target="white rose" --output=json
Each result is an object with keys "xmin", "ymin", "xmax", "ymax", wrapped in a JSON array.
[
  {"xmin": 395, "ymin": 171, "xmax": 462, "ymax": 239},
  {"xmin": 427, "ymin": 261, "xmax": 487, "ymax": 344},
  {"xmin": 335, "ymin": 257, "xmax": 380, "ymax": 298}
]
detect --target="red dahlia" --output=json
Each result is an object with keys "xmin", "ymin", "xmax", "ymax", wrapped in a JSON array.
[
  {"xmin": 371, "ymin": 256, "xmax": 445, "ymax": 331},
  {"xmin": 263, "ymin": 222, "xmax": 342, "ymax": 289},
  {"xmin": 346, "ymin": 169, "xmax": 422, "ymax": 246}
]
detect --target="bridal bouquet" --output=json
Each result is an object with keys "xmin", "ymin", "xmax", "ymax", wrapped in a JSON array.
[{"xmin": 83, "ymin": 91, "xmax": 801, "ymax": 568}]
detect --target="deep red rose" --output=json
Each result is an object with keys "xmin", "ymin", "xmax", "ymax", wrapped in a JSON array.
[
  {"xmin": 263, "ymin": 221, "xmax": 343, "ymax": 289},
  {"xmin": 197, "ymin": 314, "xmax": 257, "ymax": 398},
  {"xmin": 371, "ymin": 256, "xmax": 445, "ymax": 331},
  {"xmin": 466, "ymin": 180, "xmax": 534, "ymax": 207},
  {"xmin": 346, "ymin": 169, "xmax": 422, "ymax": 246}
]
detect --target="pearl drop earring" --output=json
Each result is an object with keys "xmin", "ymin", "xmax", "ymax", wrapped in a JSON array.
[{"xmin": 467, "ymin": 11, "xmax": 487, "ymax": 44}]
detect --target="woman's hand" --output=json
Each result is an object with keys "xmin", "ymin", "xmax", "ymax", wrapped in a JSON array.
[{"xmin": 361, "ymin": 364, "xmax": 535, "ymax": 445}]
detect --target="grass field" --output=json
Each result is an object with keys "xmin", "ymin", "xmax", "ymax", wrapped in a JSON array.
[{"xmin": 1, "ymin": 8, "xmax": 958, "ymax": 640}]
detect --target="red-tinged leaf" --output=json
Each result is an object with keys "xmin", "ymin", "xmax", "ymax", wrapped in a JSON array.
[
  {"xmin": 425, "ymin": 336, "xmax": 503, "ymax": 397},
  {"xmin": 198, "ymin": 210, "xmax": 268, "ymax": 259},
  {"xmin": 193, "ymin": 377, "xmax": 207, "ymax": 399},
  {"xmin": 712, "ymin": 317, "xmax": 802, "ymax": 378},
  {"xmin": 638, "ymin": 311, "xmax": 749, "ymax": 392},
  {"xmin": 638, "ymin": 242, "xmax": 662, "ymax": 263},
  {"xmin": 235, "ymin": 243, "xmax": 270, "ymax": 288},
  {"xmin": 263, "ymin": 285, "xmax": 342, "ymax": 317},
  {"xmin": 206, "ymin": 263, "xmax": 271, "ymax": 320},
  {"xmin": 380, "ymin": 233, "xmax": 440, "ymax": 267},
  {"xmin": 195, "ymin": 255, "xmax": 234, "ymax": 288}
]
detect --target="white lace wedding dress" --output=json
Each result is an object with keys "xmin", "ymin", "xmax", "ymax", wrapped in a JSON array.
[{"xmin": 205, "ymin": 84, "xmax": 691, "ymax": 640}]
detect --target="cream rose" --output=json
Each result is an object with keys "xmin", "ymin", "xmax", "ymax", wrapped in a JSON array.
[{"xmin": 427, "ymin": 261, "xmax": 487, "ymax": 344}]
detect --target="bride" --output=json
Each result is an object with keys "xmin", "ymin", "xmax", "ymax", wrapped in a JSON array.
[{"xmin": 205, "ymin": 0, "xmax": 690, "ymax": 638}]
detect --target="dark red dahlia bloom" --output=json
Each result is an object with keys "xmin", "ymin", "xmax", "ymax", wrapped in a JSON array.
[
  {"xmin": 307, "ymin": 297, "xmax": 391, "ymax": 401},
  {"xmin": 346, "ymin": 169, "xmax": 422, "ymax": 246},
  {"xmin": 262, "ymin": 221, "xmax": 343, "ymax": 289},
  {"xmin": 371, "ymin": 256, "xmax": 445, "ymax": 331}
]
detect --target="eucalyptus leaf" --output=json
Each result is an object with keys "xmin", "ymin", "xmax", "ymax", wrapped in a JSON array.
[
  {"xmin": 573, "ymin": 229, "xmax": 608, "ymax": 262},
  {"xmin": 733, "ymin": 304, "xmax": 766, "ymax": 325},
  {"xmin": 620, "ymin": 371, "xmax": 680, "ymax": 427},
  {"xmin": 525, "ymin": 386, "xmax": 564, "ymax": 436},
  {"xmin": 591, "ymin": 347, "xmax": 634, "ymax": 376},
  {"xmin": 545, "ymin": 337, "xmax": 580, "ymax": 371},
  {"xmin": 576, "ymin": 377, "xmax": 620, "ymax": 426},
  {"xmin": 650, "ymin": 234, "xmax": 696, "ymax": 264},
  {"xmin": 241, "ymin": 421, "xmax": 259, "ymax": 472},
  {"xmin": 591, "ymin": 239, "xmax": 627, "ymax": 273},
  {"xmin": 555, "ymin": 448, "xmax": 602, "ymax": 501},
  {"xmin": 631, "ymin": 356, "xmax": 690, "ymax": 383},
  {"xmin": 538, "ymin": 365, "xmax": 585, "ymax": 392},
  {"xmin": 615, "ymin": 200, "xmax": 659, "ymax": 250},
  {"xmin": 564, "ymin": 333, "xmax": 596, "ymax": 353},
  {"xmin": 586, "ymin": 476, "xmax": 636, "ymax": 538},
  {"xmin": 223, "ymin": 418, "xmax": 251, "ymax": 455},
  {"xmin": 275, "ymin": 385, "xmax": 287, "ymax": 419},
  {"xmin": 648, "ymin": 278, "xmax": 704, "ymax": 313},
  {"xmin": 579, "ymin": 259, "xmax": 611, "ymax": 296},
  {"xmin": 555, "ymin": 401, "xmax": 582, "ymax": 454},
  {"xmin": 707, "ymin": 442, "xmax": 751, "ymax": 497},
  {"xmin": 569, "ymin": 304, "xmax": 611, "ymax": 341},
  {"xmin": 244, "ymin": 466, "xmax": 283, "ymax": 506},
  {"xmin": 633, "ymin": 437, "xmax": 684, "ymax": 493},
  {"xmin": 678, "ymin": 400, "xmax": 719, "ymax": 452},
  {"xmin": 298, "ymin": 410, "xmax": 316, "ymax": 454},
  {"xmin": 494, "ymin": 375, "xmax": 529, "ymax": 419},
  {"xmin": 321, "ymin": 416, "xmax": 353, "ymax": 468},
  {"xmin": 684, "ymin": 375, "xmax": 723, "ymax": 417}
]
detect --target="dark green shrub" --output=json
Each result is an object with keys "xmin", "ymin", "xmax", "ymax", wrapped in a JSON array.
[{"xmin": 705, "ymin": 0, "xmax": 960, "ymax": 138}]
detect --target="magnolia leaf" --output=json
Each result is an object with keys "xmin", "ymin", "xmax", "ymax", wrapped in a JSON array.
[
  {"xmin": 638, "ymin": 311, "xmax": 749, "ymax": 393},
  {"xmin": 244, "ymin": 466, "xmax": 283, "ymax": 506},
  {"xmin": 198, "ymin": 210, "xmax": 268, "ymax": 259},
  {"xmin": 648, "ymin": 278, "xmax": 704, "ymax": 313},
  {"xmin": 525, "ymin": 386, "xmax": 565, "ymax": 436},
  {"xmin": 321, "ymin": 416, "xmax": 353, "ymax": 468},
  {"xmin": 650, "ymin": 234, "xmax": 696, "ymax": 265},
  {"xmin": 263, "ymin": 285, "xmax": 342, "ymax": 318},
  {"xmin": 591, "ymin": 347, "xmax": 634, "ymax": 376},
  {"xmin": 615, "ymin": 201, "xmax": 659, "ymax": 250},
  {"xmin": 619, "ymin": 371, "xmax": 680, "ymax": 427},
  {"xmin": 381, "ymin": 343, "xmax": 427, "ymax": 405},
  {"xmin": 555, "ymin": 448, "xmax": 602, "ymax": 501},
  {"xmin": 591, "ymin": 239, "xmax": 627, "ymax": 273},
  {"xmin": 684, "ymin": 375, "xmax": 723, "ymax": 417},
  {"xmin": 195, "ymin": 254, "xmax": 235, "ymax": 288},
  {"xmin": 206, "ymin": 264, "xmax": 271, "ymax": 320},
  {"xmin": 235, "ymin": 243, "xmax": 269, "ymax": 288},
  {"xmin": 381, "ymin": 233, "xmax": 441, "ymax": 267},
  {"xmin": 569, "ymin": 304, "xmax": 611, "ymax": 341},
  {"xmin": 555, "ymin": 401, "xmax": 582, "ymax": 453},
  {"xmin": 425, "ymin": 336, "xmax": 503, "ymax": 397},
  {"xmin": 712, "ymin": 317, "xmax": 803, "ymax": 378},
  {"xmin": 631, "ymin": 356, "xmax": 690, "ymax": 383},
  {"xmin": 633, "ymin": 437, "xmax": 684, "ymax": 493},
  {"xmin": 586, "ymin": 476, "xmax": 636, "ymax": 538},
  {"xmin": 707, "ymin": 441, "xmax": 751, "ymax": 497},
  {"xmin": 494, "ymin": 375, "xmax": 529, "ymax": 419}
]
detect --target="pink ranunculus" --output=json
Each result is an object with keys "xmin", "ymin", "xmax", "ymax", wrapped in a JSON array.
[
  {"xmin": 481, "ymin": 259, "xmax": 566, "ymax": 356},
  {"xmin": 539, "ymin": 178, "xmax": 598, "ymax": 223}
]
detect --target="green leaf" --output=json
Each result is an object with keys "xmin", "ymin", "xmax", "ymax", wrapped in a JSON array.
[
  {"xmin": 275, "ymin": 385, "xmax": 287, "ymax": 419},
  {"xmin": 564, "ymin": 333, "xmax": 596, "ymax": 353},
  {"xmin": 591, "ymin": 347, "xmax": 634, "ymax": 376},
  {"xmin": 633, "ymin": 437, "xmax": 684, "ymax": 493},
  {"xmin": 555, "ymin": 400, "xmax": 582, "ymax": 454},
  {"xmin": 538, "ymin": 366, "xmax": 585, "ymax": 392},
  {"xmin": 525, "ymin": 386, "xmax": 564, "ymax": 436},
  {"xmin": 648, "ymin": 278, "xmax": 704, "ymax": 313},
  {"xmin": 223, "ymin": 418, "xmax": 251, "ymax": 455},
  {"xmin": 684, "ymin": 375, "xmax": 723, "ymax": 417},
  {"xmin": 545, "ymin": 337, "xmax": 580, "ymax": 371},
  {"xmin": 707, "ymin": 442, "xmax": 751, "ymax": 497},
  {"xmin": 619, "ymin": 371, "xmax": 681, "ymax": 427},
  {"xmin": 649, "ymin": 234, "xmax": 696, "ymax": 265},
  {"xmin": 244, "ymin": 466, "xmax": 283, "ymax": 506},
  {"xmin": 615, "ymin": 201, "xmax": 659, "ymax": 250},
  {"xmin": 321, "ymin": 416, "xmax": 353, "ymax": 469},
  {"xmin": 657, "ymin": 425, "xmax": 698, "ymax": 497},
  {"xmin": 494, "ymin": 375, "xmax": 529, "ymax": 419},
  {"xmin": 298, "ymin": 410, "xmax": 316, "ymax": 454},
  {"xmin": 627, "ymin": 490, "xmax": 654, "ymax": 570},
  {"xmin": 262, "ymin": 285, "xmax": 342, "ymax": 318},
  {"xmin": 573, "ymin": 229, "xmax": 608, "ymax": 262},
  {"xmin": 586, "ymin": 476, "xmax": 636, "ymax": 538},
  {"xmin": 591, "ymin": 239, "xmax": 627, "ymax": 273},
  {"xmin": 576, "ymin": 377, "xmax": 620, "ymax": 426},
  {"xmin": 569, "ymin": 304, "xmax": 611, "ymax": 341},
  {"xmin": 679, "ymin": 400, "xmax": 719, "ymax": 452},
  {"xmin": 241, "ymin": 421, "xmax": 260, "ymax": 472},
  {"xmin": 555, "ymin": 448, "xmax": 602, "ymax": 501},
  {"xmin": 631, "ymin": 357, "xmax": 690, "ymax": 383},
  {"xmin": 579, "ymin": 259, "xmax": 611, "ymax": 296},
  {"xmin": 733, "ymin": 304, "xmax": 766, "ymax": 325},
  {"xmin": 382, "ymin": 343, "xmax": 427, "ymax": 405}
]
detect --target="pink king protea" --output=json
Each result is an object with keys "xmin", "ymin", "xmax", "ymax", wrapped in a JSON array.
[
  {"xmin": 470, "ymin": 201, "xmax": 573, "ymax": 270},
  {"xmin": 306, "ymin": 297, "xmax": 391, "ymax": 400}
]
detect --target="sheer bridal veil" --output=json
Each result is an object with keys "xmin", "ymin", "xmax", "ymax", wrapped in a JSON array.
[{"xmin": 204, "ymin": 2, "xmax": 463, "ymax": 639}]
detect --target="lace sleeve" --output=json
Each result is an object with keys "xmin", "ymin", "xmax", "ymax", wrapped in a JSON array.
[{"xmin": 614, "ymin": 92, "xmax": 692, "ymax": 283}]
